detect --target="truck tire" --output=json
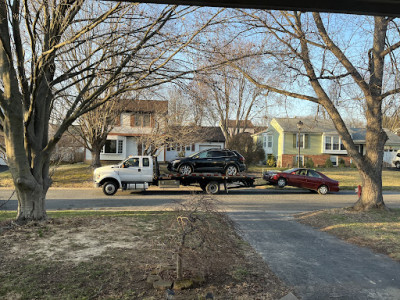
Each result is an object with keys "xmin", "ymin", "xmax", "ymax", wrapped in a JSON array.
[
  {"xmin": 102, "ymin": 180, "xmax": 118, "ymax": 196},
  {"xmin": 396, "ymin": 162, "xmax": 400, "ymax": 169},
  {"xmin": 205, "ymin": 181, "xmax": 220, "ymax": 194}
]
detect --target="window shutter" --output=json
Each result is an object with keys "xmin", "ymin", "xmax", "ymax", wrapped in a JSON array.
[
  {"xmin": 305, "ymin": 134, "xmax": 309, "ymax": 149},
  {"xmin": 150, "ymin": 114, "xmax": 155, "ymax": 127},
  {"xmin": 130, "ymin": 114, "xmax": 135, "ymax": 127},
  {"xmin": 115, "ymin": 116, "xmax": 121, "ymax": 126},
  {"xmin": 293, "ymin": 134, "xmax": 297, "ymax": 148}
]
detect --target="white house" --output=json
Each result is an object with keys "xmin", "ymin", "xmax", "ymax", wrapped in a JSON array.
[
  {"xmin": 85, "ymin": 100, "xmax": 168, "ymax": 163},
  {"xmin": 164, "ymin": 126, "xmax": 226, "ymax": 161}
]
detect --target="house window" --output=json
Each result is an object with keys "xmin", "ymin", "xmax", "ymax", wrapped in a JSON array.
[
  {"xmin": 325, "ymin": 136, "xmax": 332, "ymax": 150},
  {"xmin": 330, "ymin": 156, "xmax": 338, "ymax": 166},
  {"xmin": 264, "ymin": 135, "xmax": 273, "ymax": 148},
  {"xmin": 332, "ymin": 136, "xmax": 339, "ymax": 150},
  {"xmin": 143, "ymin": 114, "xmax": 150, "ymax": 127},
  {"xmin": 102, "ymin": 140, "xmax": 123, "ymax": 154},
  {"xmin": 296, "ymin": 134, "xmax": 305, "ymax": 148},
  {"xmin": 118, "ymin": 140, "xmax": 123, "ymax": 153},
  {"xmin": 295, "ymin": 155, "xmax": 304, "ymax": 167},
  {"xmin": 325, "ymin": 135, "xmax": 344, "ymax": 152},
  {"xmin": 268, "ymin": 135, "xmax": 273, "ymax": 148},
  {"xmin": 133, "ymin": 113, "xmax": 152, "ymax": 127}
]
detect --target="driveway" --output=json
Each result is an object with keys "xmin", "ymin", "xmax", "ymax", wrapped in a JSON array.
[{"xmin": 229, "ymin": 211, "xmax": 400, "ymax": 300}]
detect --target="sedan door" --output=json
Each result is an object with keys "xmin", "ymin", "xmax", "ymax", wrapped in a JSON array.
[
  {"xmin": 288, "ymin": 169, "xmax": 308, "ymax": 188},
  {"xmin": 304, "ymin": 170, "xmax": 324, "ymax": 190}
]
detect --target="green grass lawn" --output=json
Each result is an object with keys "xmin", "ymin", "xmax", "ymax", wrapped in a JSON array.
[
  {"xmin": 0, "ymin": 163, "xmax": 399, "ymax": 190},
  {"xmin": 296, "ymin": 208, "xmax": 400, "ymax": 261}
]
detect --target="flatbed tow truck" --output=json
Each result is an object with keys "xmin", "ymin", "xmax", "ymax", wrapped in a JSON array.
[{"xmin": 93, "ymin": 155, "xmax": 256, "ymax": 195}]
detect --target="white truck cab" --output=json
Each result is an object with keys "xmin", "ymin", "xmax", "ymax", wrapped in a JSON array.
[
  {"xmin": 93, "ymin": 156, "xmax": 154, "ymax": 195},
  {"xmin": 393, "ymin": 150, "xmax": 400, "ymax": 169}
]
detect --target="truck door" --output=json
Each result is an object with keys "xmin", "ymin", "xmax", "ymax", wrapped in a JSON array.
[{"xmin": 118, "ymin": 157, "xmax": 152, "ymax": 183}]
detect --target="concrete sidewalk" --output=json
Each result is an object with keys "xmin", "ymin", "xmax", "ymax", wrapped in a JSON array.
[{"xmin": 229, "ymin": 211, "xmax": 400, "ymax": 300}]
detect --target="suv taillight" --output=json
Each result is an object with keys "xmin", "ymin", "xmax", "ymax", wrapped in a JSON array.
[{"xmin": 239, "ymin": 156, "xmax": 245, "ymax": 162}]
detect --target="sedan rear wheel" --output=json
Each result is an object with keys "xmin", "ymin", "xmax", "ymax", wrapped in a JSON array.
[
  {"xmin": 318, "ymin": 185, "xmax": 329, "ymax": 195},
  {"xmin": 178, "ymin": 164, "xmax": 193, "ymax": 175},
  {"xmin": 277, "ymin": 178, "xmax": 286, "ymax": 188}
]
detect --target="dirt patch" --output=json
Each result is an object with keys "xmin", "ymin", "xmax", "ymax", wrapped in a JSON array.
[
  {"xmin": 295, "ymin": 208, "xmax": 400, "ymax": 261},
  {"xmin": 0, "ymin": 214, "xmax": 291, "ymax": 299}
]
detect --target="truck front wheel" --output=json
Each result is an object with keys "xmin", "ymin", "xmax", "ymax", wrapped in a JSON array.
[
  {"xmin": 102, "ymin": 180, "xmax": 119, "ymax": 196},
  {"xmin": 205, "ymin": 181, "xmax": 220, "ymax": 194}
]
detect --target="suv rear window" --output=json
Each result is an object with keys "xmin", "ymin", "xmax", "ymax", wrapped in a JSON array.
[{"xmin": 207, "ymin": 151, "xmax": 223, "ymax": 158}]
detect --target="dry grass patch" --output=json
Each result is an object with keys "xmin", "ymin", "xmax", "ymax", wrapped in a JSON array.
[
  {"xmin": 295, "ymin": 208, "xmax": 400, "ymax": 261},
  {"xmin": 0, "ymin": 211, "xmax": 290, "ymax": 299}
]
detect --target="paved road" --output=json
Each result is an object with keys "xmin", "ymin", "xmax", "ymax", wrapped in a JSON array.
[
  {"xmin": 2, "ymin": 187, "xmax": 400, "ymax": 299},
  {"xmin": 1, "ymin": 186, "xmax": 400, "ymax": 211}
]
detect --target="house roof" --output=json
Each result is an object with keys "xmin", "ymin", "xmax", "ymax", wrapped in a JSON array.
[
  {"xmin": 350, "ymin": 129, "xmax": 400, "ymax": 145},
  {"xmin": 227, "ymin": 119, "xmax": 255, "ymax": 128},
  {"xmin": 195, "ymin": 126, "xmax": 226, "ymax": 142},
  {"xmin": 169, "ymin": 126, "xmax": 226, "ymax": 143},
  {"xmin": 119, "ymin": 100, "xmax": 168, "ymax": 113},
  {"xmin": 273, "ymin": 118, "xmax": 400, "ymax": 145},
  {"xmin": 273, "ymin": 117, "xmax": 335, "ymax": 133}
]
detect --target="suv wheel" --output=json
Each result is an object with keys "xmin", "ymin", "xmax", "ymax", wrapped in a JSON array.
[
  {"xmin": 178, "ymin": 164, "xmax": 193, "ymax": 175},
  {"xmin": 225, "ymin": 164, "xmax": 238, "ymax": 176}
]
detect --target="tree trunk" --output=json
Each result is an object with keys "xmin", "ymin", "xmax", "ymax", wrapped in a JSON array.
[
  {"xmin": 91, "ymin": 149, "xmax": 102, "ymax": 168},
  {"xmin": 353, "ymin": 168, "xmax": 386, "ymax": 210},
  {"xmin": 15, "ymin": 182, "xmax": 48, "ymax": 222}
]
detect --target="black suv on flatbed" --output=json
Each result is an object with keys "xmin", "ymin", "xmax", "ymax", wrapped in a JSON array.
[{"xmin": 167, "ymin": 148, "xmax": 246, "ymax": 176}]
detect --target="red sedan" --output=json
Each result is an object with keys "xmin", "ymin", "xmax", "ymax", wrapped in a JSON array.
[{"xmin": 263, "ymin": 168, "xmax": 339, "ymax": 195}]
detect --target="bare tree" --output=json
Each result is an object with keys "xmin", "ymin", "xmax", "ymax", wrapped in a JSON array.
[
  {"xmin": 184, "ymin": 56, "xmax": 266, "ymax": 144},
  {"xmin": 232, "ymin": 11, "xmax": 400, "ymax": 210},
  {"xmin": 0, "ymin": 0, "xmax": 222, "ymax": 222},
  {"xmin": 75, "ymin": 96, "xmax": 123, "ymax": 168}
]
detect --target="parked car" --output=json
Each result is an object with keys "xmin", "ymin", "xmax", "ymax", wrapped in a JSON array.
[
  {"xmin": 167, "ymin": 148, "xmax": 246, "ymax": 176},
  {"xmin": 393, "ymin": 150, "xmax": 400, "ymax": 169},
  {"xmin": 263, "ymin": 168, "xmax": 339, "ymax": 195}
]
